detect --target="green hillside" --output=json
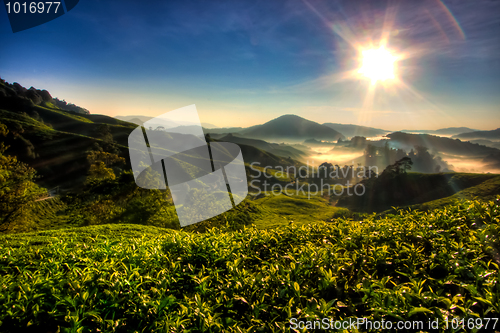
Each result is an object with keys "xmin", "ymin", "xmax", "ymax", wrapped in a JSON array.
[
  {"xmin": 251, "ymin": 193, "xmax": 350, "ymax": 229},
  {"xmin": 416, "ymin": 175, "xmax": 500, "ymax": 210},
  {"xmin": 0, "ymin": 97, "xmax": 134, "ymax": 190},
  {"xmin": 217, "ymin": 134, "xmax": 308, "ymax": 161},
  {"xmin": 337, "ymin": 171, "xmax": 500, "ymax": 212}
]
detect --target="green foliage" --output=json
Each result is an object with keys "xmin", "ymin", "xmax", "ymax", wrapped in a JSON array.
[
  {"xmin": 0, "ymin": 122, "xmax": 47, "ymax": 231},
  {"xmin": 85, "ymin": 162, "xmax": 116, "ymax": 183},
  {"xmin": 84, "ymin": 150, "xmax": 126, "ymax": 187},
  {"xmin": 0, "ymin": 199, "xmax": 498, "ymax": 332},
  {"xmin": 384, "ymin": 156, "xmax": 413, "ymax": 175},
  {"xmin": 24, "ymin": 197, "xmax": 70, "ymax": 231}
]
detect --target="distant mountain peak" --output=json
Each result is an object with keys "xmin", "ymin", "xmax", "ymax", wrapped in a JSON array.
[
  {"xmin": 240, "ymin": 114, "xmax": 344, "ymax": 141},
  {"xmin": 275, "ymin": 114, "xmax": 304, "ymax": 119}
]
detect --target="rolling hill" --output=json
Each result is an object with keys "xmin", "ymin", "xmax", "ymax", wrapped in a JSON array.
[
  {"xmin": 322, "ymin": 123, "xmax": 387, "ymax": 138},
  {"xmin": 217, "ymin": 134, "xmax": 308, "ymax": 160},
  {"xmin": 337, "ymin": 172, "xmax": 500, "ymax": 212},
  {"xmin": 383, "ymin": 132, "xmax": 499, "ymax": 156},
  {"xmin": 469, "ymin": 139, "xmax": 500, "ymax": 149},
  {"xmin": 453, "ymin": 128, "xmax": 500, "ymax": 140},
  {"xmin": 204, "ymin": 127, "xmax": 246, "ymax": 134},
  {"xmin": 240, "ymin": 114, "xmax": 345, "ymax": 141},
  {"xmin": 0, "ymin": 79, "xmax": 136, "ymax": 189}
]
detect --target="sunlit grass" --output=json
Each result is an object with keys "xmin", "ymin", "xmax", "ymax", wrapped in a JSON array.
[{"xmin": 252, "ymin": 191, "xmax": 351, "ymax": 228}]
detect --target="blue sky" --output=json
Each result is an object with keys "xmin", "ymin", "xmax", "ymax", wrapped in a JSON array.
[{"xmin": 1, "ymin": 0, "xmax": 499, "ymax": 130}]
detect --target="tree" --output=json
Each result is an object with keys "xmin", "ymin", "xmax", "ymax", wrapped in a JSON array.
[
  {"xmin": 398, "ymin": 156, "xmax": 413, "ymax": 173},
  {"xmin": 0, "ymin": 122, "xmax": 46, "ymax": 230},
  {"xmin": 383, "ymin": 141, "xmax": 391, "ymax": 166},
  {"xmin": 383, "ymin": 157, "xmax": 413, "ymax": 175},
  {"xmin": 87, "ymin": 151, "xmax": 125, "ymax": 167},
  {"xmin": 319, "ymin": 162, "xmax": 333, "ymax": 178},
  {"xmin": 95, "ymin": 124, "xmax": 113, "ymax": 143},
  {"xmin": 364, "ymin": 144, "xmax": 378, "ymax": 167},
  {"xmin": 414, "ymin": 145, "xmax": 434, "ymax": 173},
  {"xmin": 84, "ymin": 151, "xmax": 125, "ymax": 186},
  {"xmin": 93, "ymin": 124, "xmax": 120, "ymax": 154}
]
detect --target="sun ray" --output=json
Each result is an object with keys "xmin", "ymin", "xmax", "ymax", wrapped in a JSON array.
[
  {"xmin": 379, "ymin": 1, "xmax": 399, "ymax": 47},
  {"xmin": 356, "ymin": 81, "xmax": 377, "ymax": 124},
  {"xmin": 298, "ymin": 0, "xmax": 466, "ymax": 129}
]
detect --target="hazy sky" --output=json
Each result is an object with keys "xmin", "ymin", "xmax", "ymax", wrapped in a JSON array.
[{"xmin": 1, "ymin": 0, "xmax": 499, "ymax": 130}]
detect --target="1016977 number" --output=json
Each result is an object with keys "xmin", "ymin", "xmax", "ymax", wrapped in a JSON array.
[
  {"xmin": 445, "ymin": 318, "xmax": 498, "ymax": 330},
  {"xmin": 5, "ymin": 2, "xmax": 61, "ymax": 14}
]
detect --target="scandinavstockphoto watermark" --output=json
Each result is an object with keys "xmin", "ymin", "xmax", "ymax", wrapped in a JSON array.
[
  {"xmin": 127, "ymin": 105, "xmax": 248, "ymax": 227},
  {"xmin": 289, "ymin": 317, "xmax": 499, "ymax": 331},
  {"xmin": 249, "ymin": 161, "xmax": 378, "ymax": 199}
]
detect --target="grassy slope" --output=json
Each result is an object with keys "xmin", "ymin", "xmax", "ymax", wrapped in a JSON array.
[
  {"xmin": 23, "ymin": 198, "xmax": 70, "ymax": 232},
  {"xmin": 0, "ymin": 107, "xmax": 133, "ymax": 189},
  {"xmin": 416, "ymin": 174, "xmax": 500, "ymax": 210},
  {"xmin": 217, "ymin": 134, "xmax": 307, "ymax": 160},
  {"xmin": 252, "ymin": 193, "xmax": 349, "ymax": 229},
  {"xmin": 0, "ymin": 199, "xmax": 498, "ymax": 332}
]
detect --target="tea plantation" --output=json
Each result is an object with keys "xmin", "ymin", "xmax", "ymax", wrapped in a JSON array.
[{"xmin": 0, "ymin": 199, "xmax": 499, "ymax": 332}]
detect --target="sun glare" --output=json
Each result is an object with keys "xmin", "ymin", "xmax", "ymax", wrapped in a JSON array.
[{"xmin": 358, "ymin": 47, "xmax": 396, "ymax": 84}]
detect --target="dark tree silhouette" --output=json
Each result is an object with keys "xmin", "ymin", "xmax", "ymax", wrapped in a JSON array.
[
  {"xmin": 384, "ymin": 157, "xmax": 413, "ymax": 175},
  {"xmin": 398, "ymin": 156, "xmax": 413, "ymax": 173}
]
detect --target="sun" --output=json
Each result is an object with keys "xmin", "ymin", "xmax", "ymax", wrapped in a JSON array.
[{"xmin": 358, "ymin": 46, "xmax": 397, "ymax": 84}]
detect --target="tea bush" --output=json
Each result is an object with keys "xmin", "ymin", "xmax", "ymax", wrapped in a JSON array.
[{"xmin": 0, "ymin": 198, "xmax": 498, "ymax": 332}]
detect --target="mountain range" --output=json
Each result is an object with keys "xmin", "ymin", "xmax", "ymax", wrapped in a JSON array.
[
  {"xmin": 322, "ymin": 123, "xmax": 387, "ymax": 138},
  {"xmin": 452, "ymin": 128, "xmax": 500, "ymax": 140},
  {"xmin": 400, "ymin": 127, "xmax": 478, "ymax": 136},
  {"xmin": 227, "ymin": 114, "xmax": 345, "ymax": 142},
  {"xmin": 216, "ymin": 134, "xmax": 308, "ymax": 160},
  {"xmin": 201, "ymin": 118, "xmax": 482, "ymax": 142},
  {"xmin": 382, "ymin": 132, "xmax": 499, "ymax": 156}
]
